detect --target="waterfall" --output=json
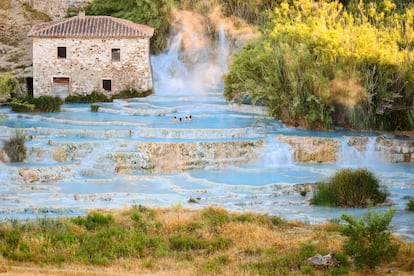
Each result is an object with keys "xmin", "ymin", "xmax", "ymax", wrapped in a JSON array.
[
  {"xmin": 337, "ymin": 136, "xmax": 386, "ymax": 167},
  {"xmin": 151, "ymin": 23, "xmax": 232, "ymax": 96},
  {"xmin": 261, "ymin": 137, "xmax": 293, "ymax": 167},
  {"xmin": 151, "ymin": 31, "xmax": 189, "ymax": 95},
  {"xmin": 217, "ymin": 24, "xmax": 229, "ymax": 74}
]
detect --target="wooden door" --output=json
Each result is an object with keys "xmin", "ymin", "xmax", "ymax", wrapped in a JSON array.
[{"xmin": 53, "ymin": 77, "xmax": 70, "ymax": 99}]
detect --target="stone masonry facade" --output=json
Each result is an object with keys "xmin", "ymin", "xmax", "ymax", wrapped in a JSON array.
[{"xmin": 31, "ymin": 37, "xmax": 153, "ymax": 97}]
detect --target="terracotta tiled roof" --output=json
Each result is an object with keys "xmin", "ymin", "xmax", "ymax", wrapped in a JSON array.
[{"xmin": 28, "ymin": 14, "xmax": 154, "ymax": 38}]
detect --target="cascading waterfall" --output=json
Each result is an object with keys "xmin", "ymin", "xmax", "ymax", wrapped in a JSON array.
[
  {"xmin": 261, "ymin": 137, "xmax": 293, "ymax": 167},
  {"xmin": 217, "ymin": 24, "xmax": 229, "ymax": 75},
  {"xmin": 337, "ymin": 136, "xmax": 386, "ymax": 167}
]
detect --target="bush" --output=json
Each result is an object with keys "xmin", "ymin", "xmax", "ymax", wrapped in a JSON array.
[
  {"xmin": 407, "ymin": 200, "xmax": 414, "ymax": 211},
  {"xmin": 112, "ymin": 88, "xmax": 153, "ymax": 99},
  {"xmin": 311, "ymin": 168, "xmax": 387, "ymax": 208},
  {"xmin": 65, "ymin": 91, "xmax": 112, "ymax": 103},
  {"xmin": 340, "ymin": 209, "xmax": 400, "ymax": 269},
  {"xmin": 30, "ymin": 96, "xmax": 63, "ymax": 112},
  {"xmin": 10, "ymin": 98, "xmax": 35, "ymax": 112},
  {"xmin": 0, "ymin": 73, "xmax": 14, "ymax": 102},
  {"xmin": 3, "ymin": 130, "xmax": 27, "ymax": 162},
  {"xmin": 90, "ymin": 104, "xmax": 100, "ymax": 112},
  {"xmin": 72, "ymin": 213, "xmax": 114, "ymax": 230},
  {"xmin": 11, "ymin": 96, "xmax": 62, "ymax": 112}
]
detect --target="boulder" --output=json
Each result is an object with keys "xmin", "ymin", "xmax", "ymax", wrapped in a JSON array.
[
  {"xmin": 18, "ymin": 168, "xmax": 40, "ymax": 183},
  {"xmin": 306, "ymin": 252, "xmax": 339, "ymax": 269}
]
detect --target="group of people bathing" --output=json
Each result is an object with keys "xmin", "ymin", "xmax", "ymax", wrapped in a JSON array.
[{"xmin": 173, "ymin": 115, "xmax": 192, "ymax": 122}]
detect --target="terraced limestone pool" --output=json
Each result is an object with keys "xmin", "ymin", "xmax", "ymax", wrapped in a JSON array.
[{"xmin": 1, "ymin": 29, "xmax": 414, "ymax": 241}]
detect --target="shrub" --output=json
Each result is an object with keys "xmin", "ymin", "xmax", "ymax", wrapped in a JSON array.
[
  {"xmin": 340, "ymin": 209, "xmax": 399, "ymax": 269},
  {"xmin": 65, "ymin": 91, "xmax": 112, "ymax": 103},
  {"xmin": 90, "ymin": 104, "xmax": 100, "ymax": 112},
  {"xmin": 0, "ymin": 73, "xmax": 14, "ymax": 102},
  {"xmin": 11, "ymin": 96, "xmax": 62, "ymax": 112},
  {"xmin": 311, "ymin": 168, "xmax": 387, "ymax": 207},
  {"xmin": 407, "ymin": 200, "xmax": 414, "ymax": 211},
  {"xmin": 3, "ymin": 130, "xmax": 27, "ymax": 162},
  {"xmin": 10, "ymin": 98, "xmax": 35, "ymax": 112},
  {"xmin": 112, "ymin": 88, "xmax": 153, "ymax": 99},
  {"xmin": 31, "ymin": 96, "xmax": 63, "ymax": 112},
  {"xmin": 72, "ymin": 213, "xmax": 114, "ymax": 230}
]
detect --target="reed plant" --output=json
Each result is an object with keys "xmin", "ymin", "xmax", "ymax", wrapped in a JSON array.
[
  {"xmin": 2, "ymin": 130, "xmax": 27, "ymax": 162},
  {"xmin": 311, "ymin": 168, "xmax": 387, "ymax": 208}
]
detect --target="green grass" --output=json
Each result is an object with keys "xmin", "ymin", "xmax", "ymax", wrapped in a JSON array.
[{"xmin": 0, "ymin": 206, "xmax": 411, "ymax": 275}]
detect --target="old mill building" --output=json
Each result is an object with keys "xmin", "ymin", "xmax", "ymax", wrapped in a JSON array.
[{"xmin": 28, "ymin": 10, "xmax": 154, "ymax": 98}]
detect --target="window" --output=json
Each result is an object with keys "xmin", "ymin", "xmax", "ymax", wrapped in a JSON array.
[
  {"xmin": 57, "ymin": 47, "xmax": 67, "ymax": 58},
  {"xmin": 103, "ymin": 79, "xmax": 112, "ymax": 92},
  {"xmin": 111, "ymin": 48, "xmax": 120, "ymax": 61}
]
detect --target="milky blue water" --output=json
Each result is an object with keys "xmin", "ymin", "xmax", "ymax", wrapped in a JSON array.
[{"xmin": 0, "ymin": 29, "xmax": 413, "ymax": 241}]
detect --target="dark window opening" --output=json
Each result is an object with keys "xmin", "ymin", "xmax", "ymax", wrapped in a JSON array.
[
  {"xmin": 103, "ymin": 79, "xmax": 112, "ymax": 92},
  {"xmin": 111, "ymin": 48, "xmax": 120, "ymax": 61},
  {"xmin": 57, "ymin": 47, "xmax": 67, "ymax": 58},
  {"xmin": 26, "ymin": 77, "xmax": 33, "ymax": 98}
]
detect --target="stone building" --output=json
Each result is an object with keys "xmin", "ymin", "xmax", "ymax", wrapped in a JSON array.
[{"xmin": 28, "ymin": 11, "xmax": 154, "ymax": 98}]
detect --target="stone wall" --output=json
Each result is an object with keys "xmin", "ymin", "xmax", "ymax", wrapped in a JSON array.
[
  {"xmin": 20, "ymin": 0, "xmax": 90, "ymax": 20},
  {"xmin": 32, "ymin": 37, "xmax": 152, "ymax": 97}
]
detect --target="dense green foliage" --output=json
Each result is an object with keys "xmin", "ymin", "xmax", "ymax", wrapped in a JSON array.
[
  {"xmin": 407, "ymin": 199, "xmax": 414, "ymax": 211},
  {"xmin": 111, "ymin": 88, "xmax": 153, "ymax": 99},
  {"xmin": 30, "ymin": 96, "xmax": 63, "ymax": 112},
  {"xmin": 11, "ymin": 96, "xmax": 62, "ymax": 112},
  {"xmin": 2, "ymin": 130, "xmax": 27, "ymax": 162},
  {"xmin": 224, "ymin": 0, "xmax": 414, "ymax": 130},
  {"xmin": 86, "ymin": 0, "xmax": 172, "ymax": 54},
  {"xmin": 311, "ymin": 168, "xmax": 387, "ymax": 207},
  {"xmin": 0, "ymin": 74, "xmax": 14, "ymax": 102},
  {"xmin": 65, "ymin": 91, "xmax": 112, "ymax": 104},
  {"xmin": 179, "ymin": 0, "xmax": 276, "ymax": 25},
  {"xmin": 65, "ymin": 89, "xmax": 153, "ymax": 104},
  {"xmin": 341, "ymin": 209, "xmax": 400, "ymax": 269}
]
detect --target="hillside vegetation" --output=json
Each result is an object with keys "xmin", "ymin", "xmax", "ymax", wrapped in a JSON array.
[{"xmin": 223, "ymin": 0, "xmax": 414, "ymax": 131}]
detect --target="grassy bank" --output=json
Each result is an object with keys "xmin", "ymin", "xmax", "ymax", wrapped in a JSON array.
[{"xmin": 0, "ymin": 206, "xmax": 413, "ymax": 275}]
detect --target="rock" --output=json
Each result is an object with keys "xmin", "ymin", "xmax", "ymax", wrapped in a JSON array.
[
  {"xmin": 53, "ymin": 146, "xmax": 67, "ymax": 162},
  {"xmin": 306, "ymin": 252, "xmax": 339, "ymax": 269},
  {"xmin": 18, "ymin": 168, "xmax": 40, "ymax": 183},
  {"xmin": 0, "ymin": 149, "xmax": 10, "ymax": 163}
]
